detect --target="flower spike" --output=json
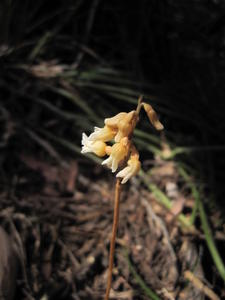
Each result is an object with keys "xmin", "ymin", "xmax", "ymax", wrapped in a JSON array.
[{"xmin": 80, "ymin": 96, "xmax": 163, "ymax": 300}]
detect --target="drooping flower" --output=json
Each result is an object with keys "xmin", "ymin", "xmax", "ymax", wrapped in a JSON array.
[
  {"xmin": 81, "ymin": 133, "xmax": 107, "ymax": 157},
  {"xmin": 102, "ymin": 137, "xmax": 130, "ymax": 172},
  {"xmin": 88, "ymin": 126, "xmax": 116, "ymax": 142}
]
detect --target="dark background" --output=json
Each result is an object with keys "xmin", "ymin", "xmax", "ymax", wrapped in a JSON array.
[{"xmin": 1, "ymin": 0, "xmax": 225, "ymax": 210}]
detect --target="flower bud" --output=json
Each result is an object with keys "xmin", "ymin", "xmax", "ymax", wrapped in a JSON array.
[{"xmin": 142, "ymin": 103, "xmax": 164, "ymax": 130}]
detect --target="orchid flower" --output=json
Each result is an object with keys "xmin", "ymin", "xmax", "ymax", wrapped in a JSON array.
[{"xmin": 81, "ymin": 98, "xmax": 163, "ymax": 184}]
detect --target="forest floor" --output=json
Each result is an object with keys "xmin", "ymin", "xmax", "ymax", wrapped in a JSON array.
[{"xmin": 0, "ymin": 146, "xmax": 224, "ymax": 300}]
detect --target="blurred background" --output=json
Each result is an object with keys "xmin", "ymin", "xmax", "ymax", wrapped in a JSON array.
[{"xmin": 0, "ymin": 1, "xmax": 225, "ymax": 299}]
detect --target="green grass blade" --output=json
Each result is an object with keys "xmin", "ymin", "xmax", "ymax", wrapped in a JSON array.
[
  {"xmin": 178, "ymin": 167, "xmax": 225, "ymax": 281},
  {"xmin": 139, "ymin": 170, "xmax": 193, "ymax": 229}
]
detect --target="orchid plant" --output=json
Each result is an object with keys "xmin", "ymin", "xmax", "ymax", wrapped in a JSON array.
[{"xmin": 81, "ymin": 96, "xmax": 163, "ymax": 299}]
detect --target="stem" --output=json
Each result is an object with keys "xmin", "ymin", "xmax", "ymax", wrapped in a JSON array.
[
  {"xmin": 136, "ymin": 95, "xmax": 143, "ymax": 115},
  {"xmin": 104, "ymin": 178, "xmax": 122, "ymax": 300}
]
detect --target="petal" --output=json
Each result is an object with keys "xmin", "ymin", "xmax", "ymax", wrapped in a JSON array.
[
  {"xmin": 104, "ymin": 112, "xmax": 127, "ymax": 127},
  {"xmin": 121, "ymin": 172, "xmax": 133, "ymax": 184},
  {"xmin": 116, "ymin": 167, "xmax": 133, "ymax": 184},
  {"xmin": 81, "ymin": 146, "xmax": 89, "ymax": 153},
  {"xmin": 102, "ymin": 156, "xmax": 112, "ymax": 167},
  {"xmin": 114, "ymin": 130, "xmax": 124, "ymax": 143},
  {"xmin": 88, "ymin": 127, "xmax": 101, "ymax": 140},
  {"xmin": 116, "ymin": 166, "xmax": 129, "ymax": 178},
  {"xmin": 92, "ymin": 140, "xmax": 107, "ymax": 157},
  {"xmin": 81, "ymin": 133, "xmax": 93, "ymax": 153},
  {"xmin": 81, "ymin": 132, "xmax": 88, "ymax": 146},
  {"xmin": 116, "ymin": 156, "xmax": 141, "ymax": 184},
  {"xmin": 112, "ymin": 159, "xmax": 119, "ymax": 173}
]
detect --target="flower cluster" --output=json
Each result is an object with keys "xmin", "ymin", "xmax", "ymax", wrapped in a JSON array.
[{"xmin": 81, "ymin": 102, "xmax": 163, "ymax": 184}]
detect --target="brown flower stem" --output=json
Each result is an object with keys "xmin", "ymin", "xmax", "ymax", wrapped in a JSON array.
[{"xmin": 104, "ymin": 178, "xmax": 122, "ymax": 300}]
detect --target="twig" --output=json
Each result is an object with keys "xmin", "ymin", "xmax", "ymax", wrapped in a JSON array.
[
  {"xmin": 184, "ymin": 270, "xmax": 220, "ymax": 300},
  {"xmin": 104, "ymin": 178, "xmax": 122, "ymax": 300},
  {"xmin": 136, "ymin": 95, "xmax": 143, "ymax": 115},
  {"xmin": 141, "ymin": 197, "xmax": 177, "ymax": 265}
]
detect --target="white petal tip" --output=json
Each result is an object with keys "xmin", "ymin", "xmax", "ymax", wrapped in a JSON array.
[{"xmin": 121, "ymin": 178, "xmax": 128, "ymax": 184}]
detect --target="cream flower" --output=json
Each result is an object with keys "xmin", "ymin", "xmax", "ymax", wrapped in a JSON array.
[
  {"xmin": 102, "ymin": 137, "xmax": 130, "ymax": 172},
  {"xmin": 81, "ymin": 98, "xmax": 163, "ymax": 184},
  {"xmin": 88, "ymin": 125, "xmax": 116, "ymax": 142},
  {"xmin": 81, "ymin": 133, "xmax": 107, "ymax": 157},
  {"xmin": 105, "ymin": 111, "xmax": 138, "ymax": 142},
  {"xmin": 116, "ymin": 155, "xmax": 141, "ymax": 184}
]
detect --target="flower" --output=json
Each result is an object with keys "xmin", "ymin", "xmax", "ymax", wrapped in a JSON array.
[
  {"xmin": 116, "ymin": 155, "xmax": 141, "ymax": 184},
  {"xmin": 102, "ymin": 137, "xmax": 130, "ymax": 172},
  {"xmin": 81, "ymin": 133, "xmax": 107, "ymax": 157},
  {"xmin": 81, "ymin": 98, "xmax": 164, "ymax": 184},
  {"xmin": 105, "ymin": 111, "xmax": 138, "ymax": 142},
  {"xmin": 88, "ymin": 126, "xmax": 116, "ymax": 142}
]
